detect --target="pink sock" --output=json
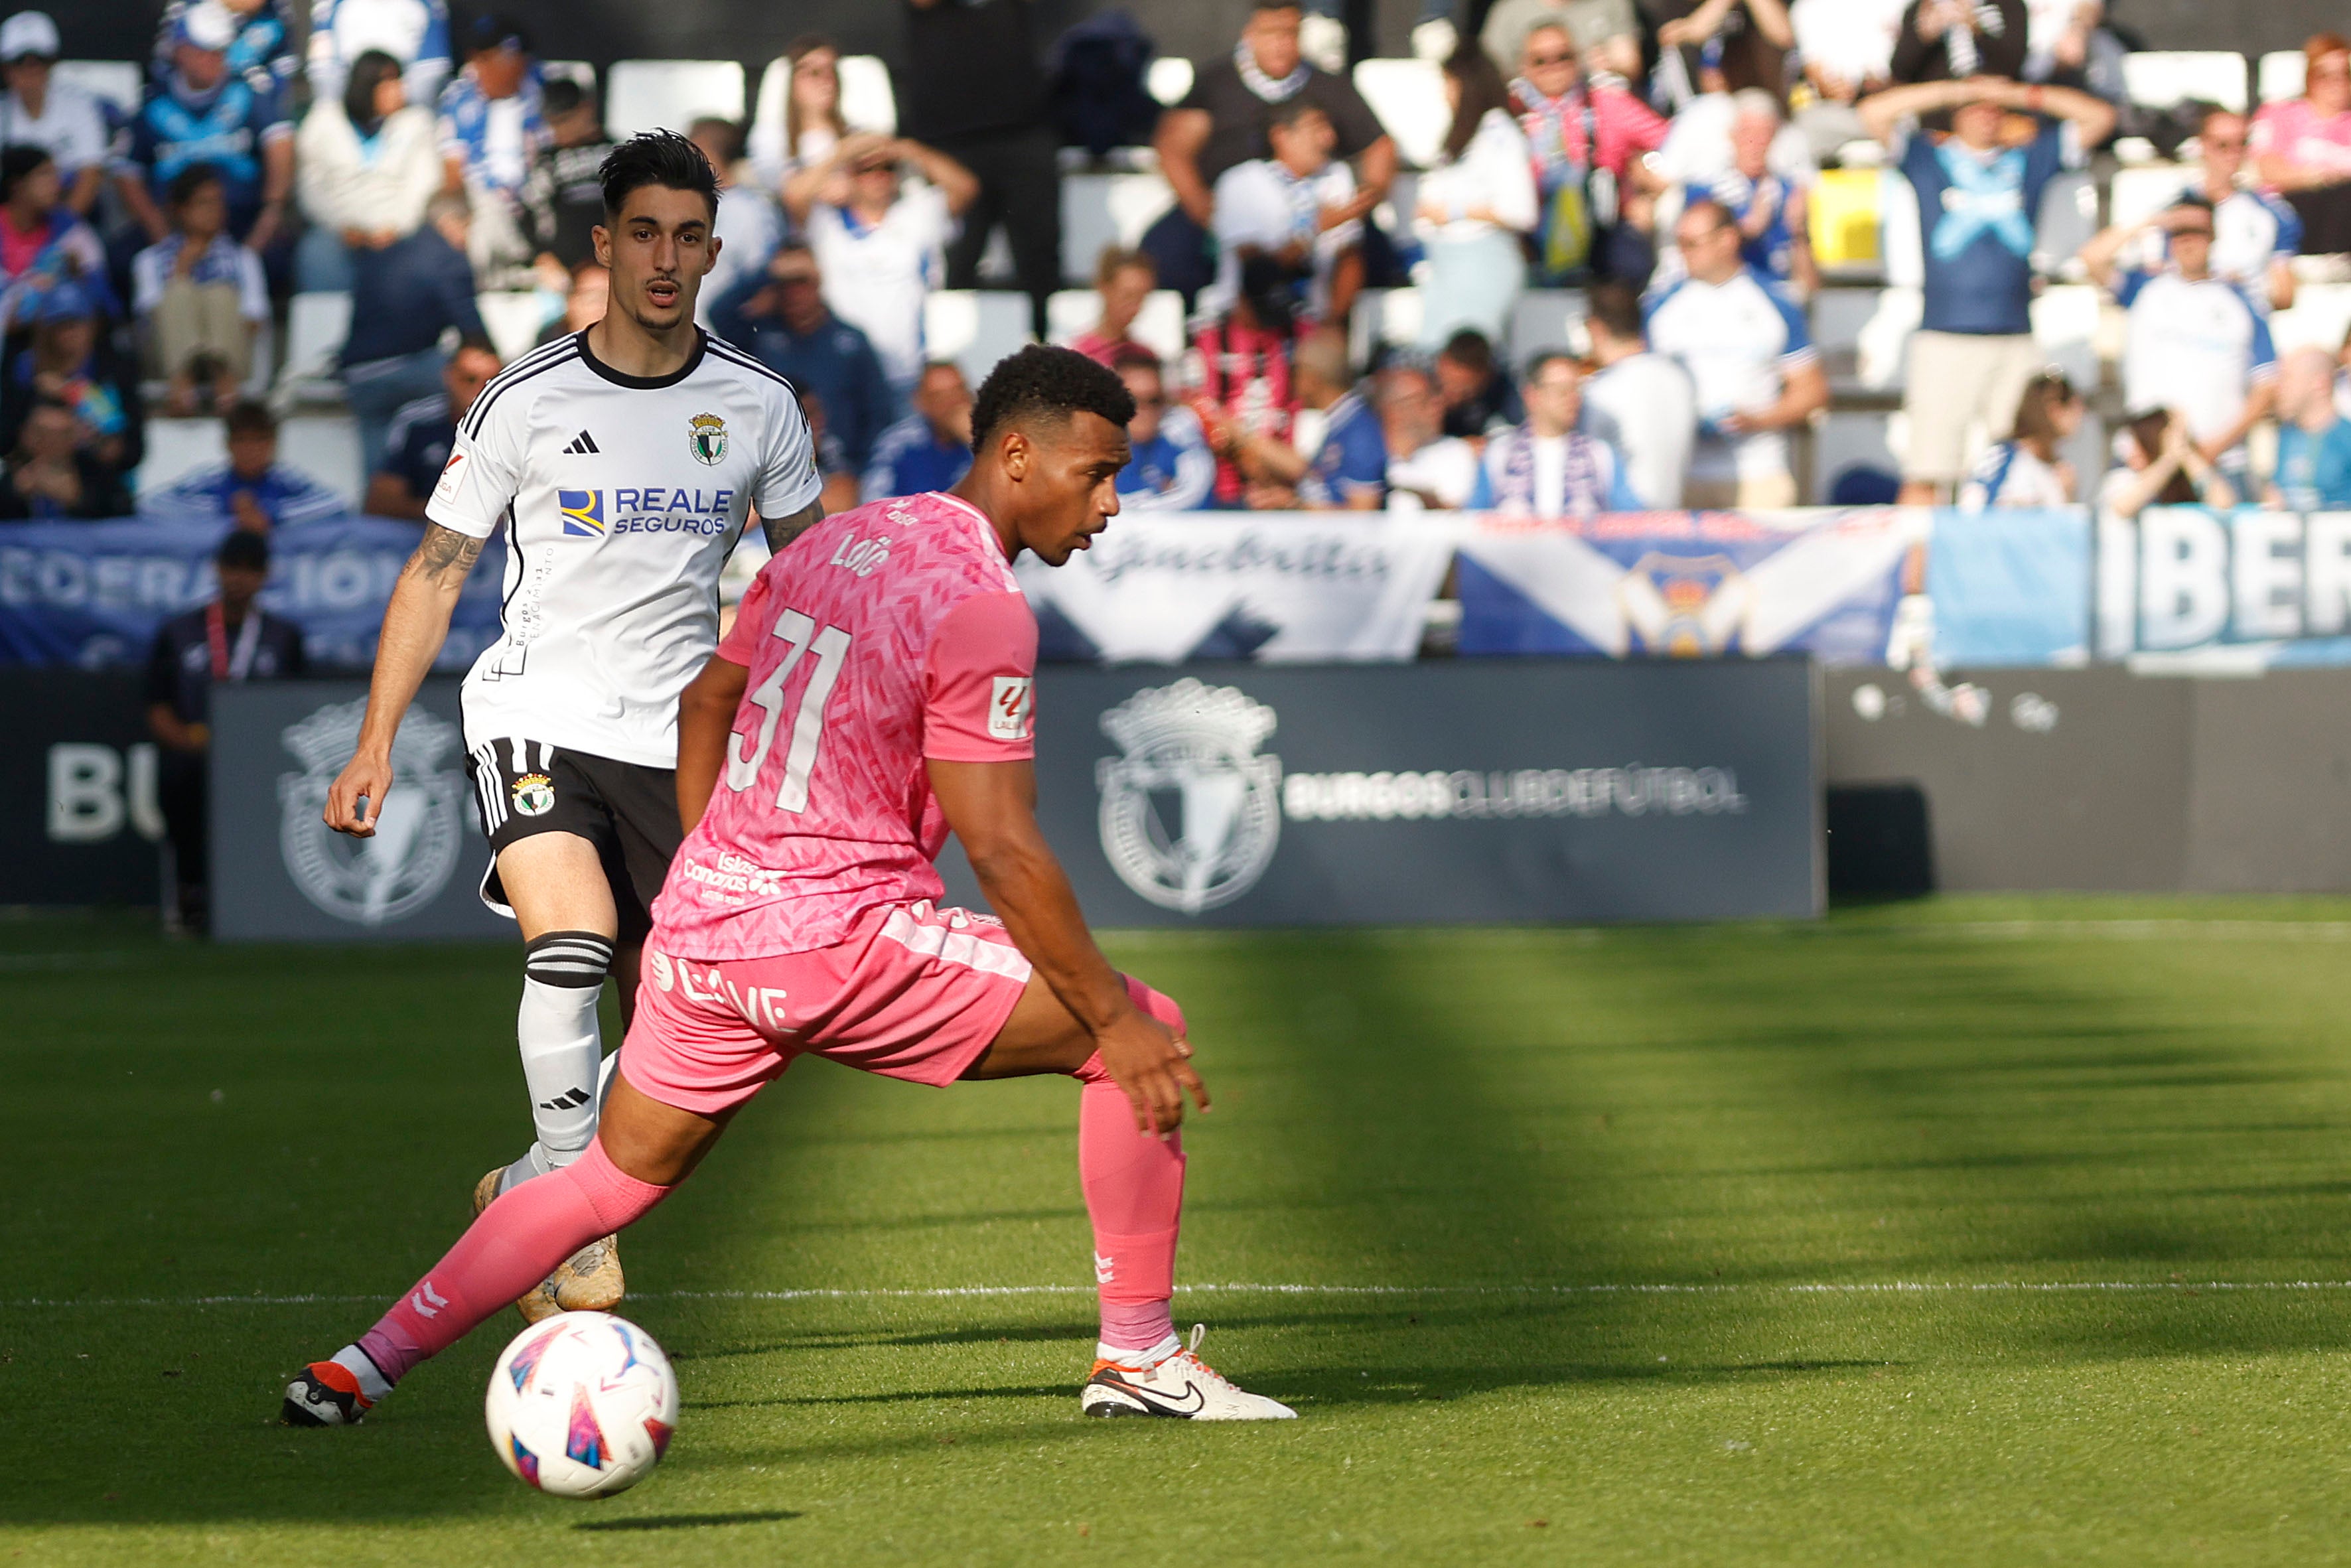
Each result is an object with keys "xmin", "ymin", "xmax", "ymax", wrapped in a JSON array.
[
  {"xmin": 353, "ymin": 1141, "xmax": 670, "ymax": 1387},
  {"xmin": 1076, "ymin": 978, "xmax": 1188, "ymax": 1354}
]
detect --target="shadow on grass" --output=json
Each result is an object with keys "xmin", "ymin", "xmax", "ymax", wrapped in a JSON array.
[{"xmin": 575, "ymin": 1510, "xmax": 801, "ymax": 1531}]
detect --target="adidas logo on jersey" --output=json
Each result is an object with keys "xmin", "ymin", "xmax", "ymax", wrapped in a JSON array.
[{"xmin": 561, "ymin": 430, "xmax": 601, "ymax": 455}]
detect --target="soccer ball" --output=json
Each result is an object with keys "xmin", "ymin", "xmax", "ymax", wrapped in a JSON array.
[{"xmin": 484, "ymin": 1311, "xmax": 679, "ymax": 1499}]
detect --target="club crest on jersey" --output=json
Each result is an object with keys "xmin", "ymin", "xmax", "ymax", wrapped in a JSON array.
[
  {"xmin": 688, "ymin": 412, "xmax": 728, "ymax": 466},
  {"xmin": 512, "ymin": 772, "xmax": 556, "ymax": 817},
  {"xmin": 558, "ymin": 488, "xmax": 606, "ymax": 537}
]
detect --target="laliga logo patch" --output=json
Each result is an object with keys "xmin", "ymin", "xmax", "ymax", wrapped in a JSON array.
[
  {"xmin": 512, "ymin": 772, "xmax": 555, "ymax": 817},
  {"xmin": 1096, "ymin": 679, "xmax": 1281, "ymax": 916},
  {"xmin": 558, "ymin": 489, "xmax": 606, "ymax": 537},
  {"xmin": 688, "ymin": 412, "xmax": 728, "ymax": 466},
  {"xmin": 431, "ymin": 450, "xmax": 466, "ymax": 504},
  {"xmin": 989, "ymin": 676, "xmax": 1033, "ymax": 741}
]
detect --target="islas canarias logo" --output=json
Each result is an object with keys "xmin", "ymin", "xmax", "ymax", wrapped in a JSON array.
[{"xmin": 558, "ymin": 489, "xmax": 606, "ymax": 537}]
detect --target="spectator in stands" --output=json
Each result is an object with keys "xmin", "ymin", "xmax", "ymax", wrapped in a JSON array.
[
  {"xmin": 2267, "ymin": 348, "xmax": 2351, "ymax": 512},
  {"xmin": 1376, "ymin": 360, "xmax": 1479, "ymax": 510},
  {"xmin": 707, "ymin": 242, "xmax": 896, "ymax": 496},
  {"xmin": 1069, "ymin": 246, "xmax": 1158, "ymax": 367},
  {"xmin": 1433, "ymin": 327, "xmax": 1520, "ymax": 441},
  {"xmin": 1679, "ymin": 91, "xmax": 1817, "ymax": 297},
  {"xmin": 2081, "ymin": 194, "xmax": 2276, "ymax": 483},
  {"xmin": 1110, "ymin": 349, "xmax": 1216, "ymax": 512},
  {"xmin": 1510, "ymin": 23, "xmax": 1667, "ymax": 287},
  {"xmin": 1468, "ymin": 350, "xmax": 1642, "ymax": 515},
  {"xmin": 306, "ymin": 0, "xmax": 451, "ymax": 115},
  {"xmin": 902, "ymin": 0, "xmax": 1063, "ymax": 340},
  {"xmin": 517, "ymin": 77, "xmax": 614, "ymax": 279},
  {"xmin": 1, "ymin": 282, "xmax": 140, "ymax": 476},
  {"xmin": 0, "ymin": 145, "xmax": 112, "ymax": 334},
  {"xmin": 114, "ymin": 2, "xmax": 295, "ymax": 256},
  {"xmin": 1957, "ymin": 368, "xmax": 2081, "ymax": 509},
  {"xmin": 787, "ymin": 131, "xmax": 977, "ymax": 400},
  {"xmin": 1148, "ymin": 1, "xmax": 1395, "ymax": 305},
  {"xmin": 794, "ymin": 388, "xmax": 860, "ymax": 516},
  {"xmin": 364, "ymin": 332, "xmax": 496, "ymax": 520},
  {"xmin": 155, "ymin": 0, "xmax": 293, "ymax": 95},
  {"xmin": 1226, "ymin": 328, "xmax": 1385, "ymax": 511},
  {"xmin": 689, "ymin": 117, "xmax": 782, "ymax": 332},
  {"xmin": 0, "ymin": 11, "xmax": 110, "ymax": 217},
  {"xmin": 1186, "ymin": 253, "xmax": 1301, "ymax": 507},
  {"xmin": 864, "ymin": 360, "xmax": 974, "ymax": 500},
  {"xmin": 143, "ymin": 399, "xmax": 343, "ymax": 530},
  {"xmin": 0, "ymin": 395, "xmax": 131, "ymax": 518},
  {"xmin": 146, "ymin": 528, "xmax": 305, "ymax": 932},
  {"xmin": 341, "ymin": 190, "xmax": 484, "ymax": 476},
  {"xmin": 1786, "ymin": 0, "xmax": 1904, "ymax": 160},
  {"xmin": 1416, "ymin": 42, "xmax": 1536, "ymax": 348},
  {"xmin": 435, "ymin": 13, "xmax": 543, "ymax": 281},
  {"xmin": 1650, "ymin": 0, "xmax": 1792, "ymax": 112},
  {"xmin": 2100, "ymin": 407, "xmax": 2234, "ymax": 519},
  {"xmin": 1658, "ymin": 67, "xmax": 1818, "ymax": 190},
  {"xmin": 1890, "ymin": 0, "xmax": 2027, "ymax": 86},
  {"xmin": 293, "ymin": 47, "xmax": 442, "ymax": 293},
  {"xmin": 1479, "ymin": 0, "xmax": 1641, "ymax": 85},
  {"xmin": 1581, "ymin": 279, "xmax": 1695, "ymax": 508},
  {"xmin": 2253, "ymin": 35, "xmax": 2351, "ymax": 259},
  {"xmin": 1859, "ymin": 76, "xmax": 2113, "ymax": 504},
  {"xmin": 537, "ymin": 257, "xmax": 603, "ymax": 347},
  {"xmin": 751, "ymin": 34, "xmax": 847, "ymax": 196},
  {"xmin": 2180, "ymin": 107, "xmax": 2296, "ymax": 315},
  {"xmin": 1645, "ymin": 197, "xmax": 1826, "ymax": 509},
  {"xmin": 131, "ymin": 165, "xmax": 266, "ymax": 417},
  {"xmin": 1208, "ymin": 100, "xmax": 1365, "ymax": 327}
]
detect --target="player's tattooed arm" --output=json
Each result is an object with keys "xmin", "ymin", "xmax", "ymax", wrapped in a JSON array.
[
  {"xmin": 324, "ymin": 524, "xmax": 485, "ymax": 838},
  {"xmin": 759, "ymin": 499, "xmax": 825, "ymax": 556},
  {"xmin": 406, "ymin": 523, "xmax": 486, "ymax": 587}
]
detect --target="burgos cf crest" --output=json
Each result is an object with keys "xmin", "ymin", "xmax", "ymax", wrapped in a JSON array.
[
  {"xmin": 1096, "ymin": 679, "xmax": 1281, "ymax": 915},
  {"xmin": 688, "ymin": 412, "xmax": 728, "ymax": 466},
  {"xmin": 558, "ymin": 488, "xmax": 606, "ymax": 537},
  {"xmin": 277, "ymin": 699, "xmax": 465, "ymax": 926}
]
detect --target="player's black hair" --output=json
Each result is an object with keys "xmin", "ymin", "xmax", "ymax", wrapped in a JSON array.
[
  {"xmin": 599, "ymin": 129, "xmax": 719, "ymax": 223},
  {"xmin": 0, "ymin": 141, "xmax": 52, "ymax": 204},
  {"xmin": 969, "ymin": 345, "xmax": 1137, "ymax": 454},
  {"xmin": 216, "ymin": 530, "xmax": 269, "ymax": 573}
]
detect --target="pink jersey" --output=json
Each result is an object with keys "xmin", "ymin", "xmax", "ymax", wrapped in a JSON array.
[{"xmin": 651, "ymin": 491, "xmax": 1038, "ymax": 959}]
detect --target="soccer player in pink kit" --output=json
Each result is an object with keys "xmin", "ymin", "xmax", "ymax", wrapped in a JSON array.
[{"xmin": 283, "ymin": 346, "xmax": 1296, "ymax": 1427}]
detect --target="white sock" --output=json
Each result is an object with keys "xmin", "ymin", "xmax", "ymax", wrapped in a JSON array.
[
  {"xmin": 1098, "ymin": 1332, "xmax": 1182, "ymax": 1367},
  {"xmin": 500, "ymin": 930, "xmax": 615, "ymax": 1194},
  {"xmin": 333, "ymin": 1344, "xmax": 392, "ymax": 1400}
]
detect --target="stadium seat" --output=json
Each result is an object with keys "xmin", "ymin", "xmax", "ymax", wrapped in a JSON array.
[
  {"xmin": 278, "ymin": 291, "xmax": 351, "ymax": 404},
  {"xmin": 1811, "ymin": 285, "xmax": 1886, "ymax": 392},
  {"xmin": 1346, "ymin": 287, "xmax": 1423, "ymax": 370},
  {"xmin": 541, "ymin": 60, "xmax": 595, "ymax": 92},
  {"xmin": 604, "ymin": 59, "xmax": 745, "ymax": 139},
  {"xmin": 2259, "ymin": 50, "xmax": 2305, "ymax": 104},
  {"xmin": 1351, "ymin": 58, "xmax": 1449, "ymax": 170},
  {"xmin": 1810, "ymin": 167, "xmax": 1885, "ymax": 273},
  {"xmin": 2120, "ymin": 51, "xmax": 2247, "ymax": 113},
  {"xmin": 2030, "ymin": 283, "xmax": 2103, "ymax": 388},
  {"xmin": 476, "ymin": 291, "xmax": 546, "ymax": 364},
  {"xmin": 1059, "ymin": 170, "xmax": 1176, "ymax": 285},
  {"xmin": 2032, "ymin": 169, "xmax": 2098, "ymax": 279},
  {"xmin": 838, "ymin": 55, "xmax": 897, "ymax": 134},
  {"xmin": 1147, "ymin": 56, "xmax": 1194, "ymax": 107},
  {"xmin": 135, "ymin": 417, "xmax": 226, "ymax": 497},
  {"xmin": 56, "ymin": 60, "xmax": 139, "ymax": 115},
  {"xmin": 1811, "ymin": 408, "xmax": 1903, "ymax": 504},
  {"xmin": 1508, "ymin": 289, "xmax": 1587, "ymax": 362},
  {"xmin": 923, "ymin": 290, "xmax": 1034, "ymax": 388},
  {"xmin": 281, "ymin": 417, "xmax": 364, "ymax": 510},
  {"xmin": 1855, "ymin": 285, "xmax": 1923, "ymax": 392},
  {"xmin": 2109, "ymin": 163, "xmax": 2196, "ymax": 231},
  {"xmin": 2270, "ymin": 283, "xmax": 2351, "ymax": 354},
  {"xmin": 1044, "ymin": 287, "xmax": 1188, "ymax": 362}
]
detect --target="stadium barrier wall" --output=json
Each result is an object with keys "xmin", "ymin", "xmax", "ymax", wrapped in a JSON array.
[{"xmin": 0, "ymin": 669, "xmax": 163, "ymax": 906}]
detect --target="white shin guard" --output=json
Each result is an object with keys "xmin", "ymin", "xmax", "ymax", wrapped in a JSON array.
[{"xmin": 506, "ymin": 930, "xmax": 617, "ymax": 1192}]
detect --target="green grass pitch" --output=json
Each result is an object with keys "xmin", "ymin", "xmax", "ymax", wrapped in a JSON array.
[{"xmin": 7, "ymin": 897, "xmax": 2351, "ymax": 1565}]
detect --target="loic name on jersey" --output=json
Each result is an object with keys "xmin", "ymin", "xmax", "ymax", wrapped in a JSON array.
[{"xmin": 829, "ymin": 533, "xmax": 892, "ymax": 579}]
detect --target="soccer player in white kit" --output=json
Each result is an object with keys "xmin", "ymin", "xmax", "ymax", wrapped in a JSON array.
[
  {"xmin": 321, "ymin": 133, "xmax": 825, "ymax": 1320},
  {"xmin": 283, "ymin": 346, "xmax": 1295, "ymax": 1428}
]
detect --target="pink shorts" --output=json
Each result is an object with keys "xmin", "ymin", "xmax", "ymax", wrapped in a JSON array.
[{"xmin": 620, "ymin": 900, "xmax": 1037, "ymax": 1117}]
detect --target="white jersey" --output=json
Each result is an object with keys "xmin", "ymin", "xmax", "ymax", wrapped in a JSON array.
[{"xmin": 427, "ymin": 328, "xmax": 823, "ymax": 768}]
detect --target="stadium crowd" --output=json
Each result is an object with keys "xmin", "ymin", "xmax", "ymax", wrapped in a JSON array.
[{"xmin": 9, "ymin": 0, "xmax": 2351, "ymax": 532}]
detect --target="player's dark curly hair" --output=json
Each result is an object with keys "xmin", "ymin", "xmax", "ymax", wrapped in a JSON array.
[
  {"xmin": 969, "ymin": 345, "xmax": 1137, "ymax": 454},
  {"xmin": 599, "ymin": 129, "xmax": 719, "ymax": 222}
]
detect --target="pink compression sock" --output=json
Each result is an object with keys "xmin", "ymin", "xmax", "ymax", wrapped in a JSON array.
[
  {"xmin": 1076, "ymin": 979, "xmax": 1190, "ymax": 1354},
  {"xmin": 353, "ymin": 1141, "xmax": 671, "ymax": 1387}
]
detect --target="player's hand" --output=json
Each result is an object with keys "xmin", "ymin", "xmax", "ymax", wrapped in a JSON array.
[
  {"xmin": 325, "ymin": 748, "xmax": 392, "ymax": 837},
  {"xmin": 1092, "ymin": 1008, "xmax": 1210, "ymax": 1139}
]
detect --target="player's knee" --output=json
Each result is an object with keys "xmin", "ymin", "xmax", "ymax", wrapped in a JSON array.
[
  {"xmin": 1123, "ymin": 975, "xmax": 1186, "ymax": 1038},
  {"xmin": 524, "ymin": 930, "xmax": 617, "ymax": 988}
]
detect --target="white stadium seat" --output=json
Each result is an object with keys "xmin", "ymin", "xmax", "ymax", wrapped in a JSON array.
[
  {"xmin": 1352, "ymin": 58, "xmax": 1449, "ymax": 170},
  {"xmin": 923, "ymin": 290, "xmax": 1034, "ymax": 388},
  {"xmin": 1059, "ymin": 170, "xmax": 1176, "ymax": 284},
  {"xmin": 1810, "ymin": 286, "xmax": 1886, "ymax": 392},
  {"xmin": 280, "ymin": 417, "xmax": 364, "ymax": 510},
  {"xmin": 604, "ymin": 60, "xmax": 745, "ymax": 139},
  {"xmin": 541, "ymin": 60, "xmax": 595, "ymax": 92},
  {"xmin": 2270, "ymin": 283, "xmax": 2351, "ymax": 356},
  {"xmin": 838, "ymin": 55, "xmax": 898, "ymax": 134},
  {"xmin": 1044, "ymin": 287, "xmax": 1188, "ymax": 363},
  {"xmin": 1345, "ymin": 287, "xmax": 1423, "ymax": 369},
  {"xmin": 2030, "ymin": 283, "xmax": 2104, "ymax": 388},
  {"xmin": 2032, "ymin": 169, "xmax": 2098, "ymax": 279},
  {"xmin": 2120, "ymin": 51, "xmax": 2247, "ymax": 113},
  {"xmin": 2109, "ymin": 163, "xmax": 2196, "ymax": 231},
  {"xmin": 135, "ymin": 419, "xmax": 226, "ymax": 498},
  {"xmin": 2259, "ymin": 50, "xmax": 2305, "ymax": 105},
  {"xmin": 1812, "ymin": 408, "xmax": 1902, "ymax": 504},
  {"xmin": 1508, "ymin": 290, "xmax": 1587, "ymax": 362},
  {"xmin": 1147, "ymin": 56, "xmax": 1194, "ymax": 107},
  {"xmin": 476, "ymin": 292, "xmax": 547, "ymax": 364},
  {"xmin": 56, "ymin": 60, "xmax": 141, "ymax": 115},
  {"xmin": 277, "ymin": 291, "xmax": 352, "ymax": 403}
]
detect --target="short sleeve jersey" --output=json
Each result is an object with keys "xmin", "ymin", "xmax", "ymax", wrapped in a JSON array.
[
  {"xmin": 1297, "ymin": 390, "xmax": 1388, "ymax": 506},
  {"xmin": 1181, "ymin": 57, "xmax": 1386, "ymax": 186},
  {"xmin": 652, "ymin": 490, "xmax": 1038, "ymax": 960},
  {"xmin": 427, "ymin": 328, "xmax": 823, "ymax": 767},
  {"xmin": 1644, "ymin": 266, "xmax": 1816, "ymax": 482},
  {"xmin": 2115, "ymin": 269, "xmax": 2277, "ymax": 453},
  {"xmin": 1898, "ymin": 121, "xmax": 2067, "ymax": 336}
]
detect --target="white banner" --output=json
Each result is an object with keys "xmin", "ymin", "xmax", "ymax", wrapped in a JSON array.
[
  {"xmin": 1015, "ymin": 514, "xmax": 1457, "ymax": 664},
  {"xmin": 2096, "ymin": 506, "xmax": 2351, "ymax": 667}
]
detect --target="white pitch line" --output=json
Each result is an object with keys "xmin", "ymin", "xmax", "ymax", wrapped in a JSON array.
[{"xmin": 11, "ymin": 1281, "xmax": 2351, "ymax": 1310}]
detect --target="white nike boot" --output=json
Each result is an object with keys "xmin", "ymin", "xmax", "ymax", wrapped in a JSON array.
[{"xmin": 1080, "ymin": 1324, "xmax": 1297, "ymax": 1420}]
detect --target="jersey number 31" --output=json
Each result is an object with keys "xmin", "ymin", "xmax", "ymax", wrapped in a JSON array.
[{"xmin": 727, "ymin": 609, "xmax": 849, "ymax": 813}]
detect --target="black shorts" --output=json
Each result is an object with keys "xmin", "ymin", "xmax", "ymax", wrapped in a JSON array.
[{"xmin": 464, "ymin": 738, "xmax": 681, "ymax": 944}]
